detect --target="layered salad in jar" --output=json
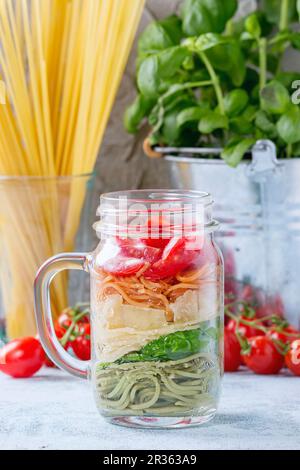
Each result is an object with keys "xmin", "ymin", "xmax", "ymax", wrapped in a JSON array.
[{"xmin": 91, "ymin": 216, "xmax": 223, "ymax": 422}]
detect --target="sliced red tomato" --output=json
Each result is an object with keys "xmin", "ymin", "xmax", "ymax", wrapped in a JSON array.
[
  {"xmin": 116, "ymin": 237, "xmax": 161, "ymax": 264},
  {"xmin": 98, "ymin": 238, "xmax": 162, "ymax": 276},
  {"xmin": 142, "ymin": 215, "xmax": 171, "ymax": 249},
  {"xmin": 285, "ymin": 339, "xmax": 300, "ymax": 376},
  {"xmin": 143, "ymin": 237, "xmax": 195, "ymax": 280},
  {"xmin": 101, "ymin": 256, "xmax": 145, "ymax": 276},
  {"xmin": 243, "ymin": 336, "xmax": 284, "ymax": 375}
]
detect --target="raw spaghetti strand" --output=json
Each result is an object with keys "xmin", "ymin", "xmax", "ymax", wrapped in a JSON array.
[{"xmin": 0, "ymin": 0, "xmax": 145, "ymax": 338}]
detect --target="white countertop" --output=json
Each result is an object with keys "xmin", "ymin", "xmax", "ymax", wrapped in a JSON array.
[{"xmin": 1, "ymin": 368, "xmax": 299, "ymax": 450}]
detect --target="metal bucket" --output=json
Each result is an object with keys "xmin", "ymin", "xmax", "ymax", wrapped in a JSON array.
[{"xmin": 159, "ymin": 140, "xmax": 300, "ymax": 327}]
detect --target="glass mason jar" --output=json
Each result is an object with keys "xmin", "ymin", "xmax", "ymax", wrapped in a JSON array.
[{"xmin": 35, "ymin": 190, "xmax": 224, "ymax": 428}]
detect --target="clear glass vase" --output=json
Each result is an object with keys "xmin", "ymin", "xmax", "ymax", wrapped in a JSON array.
[{"xmin": 0, "ymin": 174, "xmax": 95, "ymax": 340}]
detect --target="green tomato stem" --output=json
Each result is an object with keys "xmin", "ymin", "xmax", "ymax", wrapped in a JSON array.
[
  {"xmin": 60, "ymin": 310, "xmax": 89, "ymax": 347},
  {"xmin": 198, "ymin": 51, "xmax": 225, "ymax": 114},
  {"xmin": 279, "ymin": 0, "xmax": 290, "ymax": 31}
]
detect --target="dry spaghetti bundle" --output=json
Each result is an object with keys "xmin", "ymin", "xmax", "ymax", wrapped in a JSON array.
[{"xmin": 0, "ymin": 0, "xmax": 145, "ymax": 338}]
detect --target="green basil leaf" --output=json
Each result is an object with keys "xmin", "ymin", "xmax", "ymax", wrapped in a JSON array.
[
  {"xmin": 115, "ymin": 327, "xmax": 215, "ymax": 364},
  {"xmin": 138, "ymin": 15, "xmax": 183, "ymax": 57},
  {"xmin": 255, "ymin": 110, "xmax": 278, "ymax": 139},
  {"xmin": 230, "ymin": 117, "xmax": 253, "ymax": 134},
  {"xmin": 195, "ymin": 33, "xmax": 224, "ymax": 51},
  {"xmin": 181, "ymin": 0, "xmax": 238, "ymax": 36},
  {"xmin": 199, "ymin": 111, "xmax": 228, "ymax": 133},
  {"xmin": 224, "ymin": 89, "xmax": 249, "ymax": 117},
  {"xmin": 260, "ymin": 80, "xmax": 291, "ymax": 115},
  {"xmin": 277, "ymin": 106, "xmax": 300, "ymax": 144},
  {"xmin": 163, "ymin": 100, "xmax": 199, "ymax": 145},
  {"xmin": 245, "ymin": 13, "xmax": 261, "ymax": 39},
  {"xmin": 124, "ymin": 94, "xmax": 155, "ymax": 133},
  {"xmin": 206, "ymin": 40, "xmax": 246, "ymax": 87},
  {"xmin": 242, "ymin": 105, "xmax": 258, "ymax": 122},
  {"xmin": 222, "ymin": 138, "xmax": 255, "ymax": 167},
  {"xmin": 137, "ymin": 46, "xmax": 188, "ymax": 99},
  {"xmin": 177, "ymin": 105, "xmax": 209, "ymax": 128}
]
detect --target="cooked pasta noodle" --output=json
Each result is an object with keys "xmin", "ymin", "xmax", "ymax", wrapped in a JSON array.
[
  {"xmin": 95, "ymin": 354, "xmax": 220, "ymax": 416},
  {"xmin": 96, "ymin": 263, "xmax": 218, "ymax": 321}
]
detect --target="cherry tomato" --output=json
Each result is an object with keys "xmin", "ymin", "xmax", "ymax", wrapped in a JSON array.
[
  {"xmin": 243, "ymin": 336, "xmax": 284, "ymax": 375},
  {"xmin": 227, "ymin": 316, "xmax": 264, "ymax": 339},
  {"xmin": 0, "ymin": 337, "xmax": 45, "ymax": 378},
  {"xmin": 71, "ymin": 323, "xmax": 91, "ymax": 361},
  {"xmin": 57, "ymin": 312, "xmax": 72, "ymax": 330},
  {"xmin": 267, "ymin": 326, "xmax": 300, "ymax": 346},
  {"xmin": 255, "ymin": 295, "xmax": 285, "ymax": 320},
  {"xmin": 224, "ymin": 328, "xmax": 241, "ymax": 372},
  {"xmin": 53, "ymin": 321, "xmax": 71, "ymax": 349},
  {"xmin": 44, "ymin": 355, "xmax": 57, "ymax": 368},
  {"xmin": 285, "ymin": 340, "xmax": 300, "ymax": 376},
  {"xmin": 240, "ymin": 284, "xmax": 256, "ymax": 304}
]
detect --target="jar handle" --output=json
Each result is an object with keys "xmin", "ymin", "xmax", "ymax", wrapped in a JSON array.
[{"xmin": 34, "ymin": 253, "xmax": 90, "ymax": 379}]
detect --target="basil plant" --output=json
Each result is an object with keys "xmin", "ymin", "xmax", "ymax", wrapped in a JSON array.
[{"xmin": 124, "ymin": 0, "xmax": 300, "ymax": 167}]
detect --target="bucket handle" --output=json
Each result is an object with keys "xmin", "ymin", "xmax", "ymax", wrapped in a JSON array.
[{"xmin": 247, "ymin": 140, "xmax": 282, "ymax": 181}]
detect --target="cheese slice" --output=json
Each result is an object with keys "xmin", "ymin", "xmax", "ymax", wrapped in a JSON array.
[
  {"xmin": 106, "ymin": 299, "xmax": 167, "ymax": 330},
  {"xmin": 93, "ymin": 289, "xmax": 220, "ymax": 362}
]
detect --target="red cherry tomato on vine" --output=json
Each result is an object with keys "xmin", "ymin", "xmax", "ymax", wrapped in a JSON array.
[
  {"xmin": 267, "ymin": 327, "xmax": 300, "ymax": 346},
  {"xmin": 227, "ymin": 316, "xmax": 264, "ymax": 339},
  {"xmin": 0, "ymin": 337, "xmax": 45, "ymax": 378},
  {"xmin": 285, "ymin": 340, "xmax": 300, "ymax": 376},
  {"xmin": 57, "ymin": 312, "xmax": 72, "ymax": 330},
  {"xmin": 54, "ymin": 321, "xmax": 71, "ymax": 349},
  {"xmin": 71, "ymin": 323, "xmax": 91, "ymax": 361},
  {"xmin": 224, "ymin": 328, "xmax": 241, "ymax": 372},
  {"xmin": 243, "ymin": 336, "xmax": 284, "ymax": 375}
]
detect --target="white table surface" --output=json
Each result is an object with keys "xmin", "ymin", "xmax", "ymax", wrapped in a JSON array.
[{"xmin": 1, "ymin": 368, "xmax": 299, "ymax": 450}]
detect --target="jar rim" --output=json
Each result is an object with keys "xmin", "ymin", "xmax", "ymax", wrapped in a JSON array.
[
  {"xmin": 101, "ymin": 189, "xmax": 213, "ymax": 206},
  {"xmin": 96, "ymin": 190, "xmax": 219, "ymax": 237}
]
